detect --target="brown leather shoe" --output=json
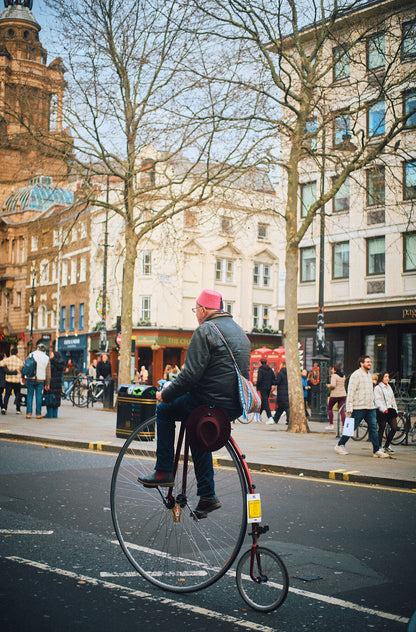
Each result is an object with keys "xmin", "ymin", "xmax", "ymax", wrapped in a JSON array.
[
  {"xmin": 36, "ymin": 415, "xmax": 42, "ymax": 419},
  {"xmin": 26, "ymin": 414, "xmax": 31, "ymax": 419}
]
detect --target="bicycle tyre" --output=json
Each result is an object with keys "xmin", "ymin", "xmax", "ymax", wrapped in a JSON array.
[
  {"xmin": 236, "ymin": 546, "xmax": 289, "ymax": 612},
  {"xmin": 111, "ymin": 415, "xmax": 248, "ymax": 593},
  {"xmin": 391, "ymin": 412, "xmax": 407, "ymax": 445},
  {"xmin": 351, "ymin": 419, "xmax": 368, "ymax": 441},
  {"xmin": 70, "ymin": 384, "xmax": 88, "ymax": 408}
]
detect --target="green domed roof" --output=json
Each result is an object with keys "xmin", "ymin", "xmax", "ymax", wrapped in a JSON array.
[{"xmin": 4, "ymin": 176, "xmax": 74, "ymax": 213}]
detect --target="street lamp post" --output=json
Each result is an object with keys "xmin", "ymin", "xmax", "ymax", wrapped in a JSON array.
[
  {"xmin": 310, "ymin": 122, "xmax": 330, "ymax": 422},
  {"xmin": 29, "ymin": 265, "xmax": 37, "ymax": 353},
  {"xmin": 99, "ymin": 176, "xmax": 109, "ymax": 354}
]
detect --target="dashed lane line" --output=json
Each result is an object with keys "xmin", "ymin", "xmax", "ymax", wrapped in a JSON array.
[
  {"xmin": 5, "ymin": 556, "xmax": 275, "ymax": 632},
  {"xmin": 0, "ymin": 530, "xmax": 53, "ymax": 535}
]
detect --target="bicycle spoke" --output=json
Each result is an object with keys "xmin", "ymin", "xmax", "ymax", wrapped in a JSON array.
[{"xmin": 236, "ymin": 547, "xmax": 289, "ymax": 612}]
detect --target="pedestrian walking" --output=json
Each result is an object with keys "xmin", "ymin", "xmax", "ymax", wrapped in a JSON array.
[
  {"xmin": 374, "ymin": 372, "xmax": 398, "ymax": 454},
  {"xmin": 96, "ymin": 353, "xmax": 112, "ymax": 380},
  {"xmin": 88, "ymin": 358, "xmax": 98, "ymax": 379},
  {"xmin": 326, "ymin": 364, "xmax": 347, "ymax": 430},
  {"xmin": 256, "ymin": 357, "xmax": 275, "ymax": 424},
  {"xmin": 25, "ymin": 343, "xmax": 50, "ymax": 419},
  {"xmin": 274, "ymin": 362, "xmax": 289, "ymax": 425},
  {"xmin": 44, "ymin": 351, "xmax": 65, "ymax": 418},
  {"xmin": 334, "ymin": 355, "xmax": 389, "ymax": 458},
  {"xmin": 63, "ymin": 359, "xmax": 77, "ymax": 395},
  {"xmin": 0, "ymin": 348, "xmax": 23, "ymax": 415}
]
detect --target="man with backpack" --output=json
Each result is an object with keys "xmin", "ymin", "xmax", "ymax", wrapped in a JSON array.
[{"xmin": 24, "ymin": 343, "xmax": 50, "ymax": 419}]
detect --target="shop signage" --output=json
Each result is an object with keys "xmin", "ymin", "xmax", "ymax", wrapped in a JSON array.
[{"xmin": 403, "ymin": 307, "xmax": 416, "ymax": 320}]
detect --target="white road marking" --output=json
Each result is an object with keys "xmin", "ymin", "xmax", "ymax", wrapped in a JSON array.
[
  {"xmin": 109, "ymin": 541, "xmax": 409, "ymax": 624},
  {"xmin": 6, "ymin": 556, "xmax": 276, "ymax": 632},
  {"xmin": 0, "ymin": 530, "xmax": 54, "ymax": 535}
]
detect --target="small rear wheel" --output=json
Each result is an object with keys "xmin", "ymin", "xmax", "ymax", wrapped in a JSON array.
[
  {"xmin": 236, "ymin": 546, "xmax": 289, "ymax": 612},
  {"xmin": 391, "ymin": 412, "xmax": 407, "ymax": 445}
]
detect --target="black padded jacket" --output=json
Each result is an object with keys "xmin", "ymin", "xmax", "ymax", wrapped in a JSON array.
[{"xmin": 161, "ymin": 312, "xmax": 251, "ymax": 412}]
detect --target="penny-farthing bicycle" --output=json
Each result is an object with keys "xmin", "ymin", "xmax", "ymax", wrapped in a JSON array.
[{"xmin": 110, "ymin": 408, "xmax": 289, "ymax": 612}]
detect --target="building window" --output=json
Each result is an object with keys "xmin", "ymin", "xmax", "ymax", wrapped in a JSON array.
[
  {"xmin": 79, "ymin": 303, "xmax": 85, "ymax": 330},
  {"xmin": 300, "ymin": 181, "xmax": 316, "ymax": 218},
  {"xmin": 333, "ymin": 113, "xmax": 350, "ymax": 146},
  {"xmin": 367, "ymin": 236, "xmax": 385, "ymax": 275},
  {"xmin": 333, "ymin": 177, "xmax": 350, "ymax": 212},
  {"xmin": 53, "ymin": 229, "xmax": 60, "ymax": 246},
  {"xmin": 332, "ymin": 242, "xmax": 349, "ymax": 279},
  {"xmin": 38, "ymin": 305, "xmax": 48, "ymax": 329},
  {"xmin": 51, "ymin": 310, "xmax": 57, "ymax": 328},
  {"xmin": 367, "ymin": 33, "xmax": 385, "ymax": 71},
  {"xmin": 70, "ymin": 259, "xmax": 77, "ymax": 284},
  {"xmin": 71, "ymin": 228, "xmax": 77, "ymax": 242},
  {"xmin": 257, "ymin": 223, "xmax": 268, "ymax": 240},
  {"xmin": 51, "ymin": 261, "xmax": 58, "ymax": 283},
  {"xmin": 184, "ymin": 211, "xmax": 196, "ymax": 228},
  {"xmin": 16, "ymin": 291, "xmax": 21, "ymax": 308},
  {"xmin": 404, "ymin": 233, "xmax": 416, "ymax": 272},
  {"xmin": 333, "ymin": 45, "xmax": 350, "ymax": 81},
  {"xmin": 62, "ymin": 261, "xmax": 68, "ymax": 286},
  {"xmin": 79, "ymin": 257, "xmax": 87, "ymax": 282},
  {"xmin": 402, "ymin": 20, "xmax": 416, "ymax": 61},
  {"xmin": 140, "ymin": 159, "xmax": 155, "ymax": 187},
  {"xmin": 300, "ymin": 246, "xmax": 316, "ymax": 282},
  {"xmin": 141, "ymin": 252, "xmax": 152, "ymax": 276},
  {"xmin": 253, "ymin": 263, "xmax": 271, "ymax": 287},
  {"xmin": 253, "ymin": 304, "xmax": 270, "ymax": 329},
  {"xmin": 20, "ymin": 237, "xmax": 25, "ymax": 263},
  {"xmin": 224, "ymin": 301, "xmax": 234, "ymax": 315},
  {"xmin": 79, "ymin": 223, "xmax": 87, "ymax": 239},
  {"xmin": 368, "ymin": 100, "xmax": 385, "ymax": 137},
  {"xmin": 221, "ymin": 216, "xmax": 233, "ymax": 233},
  {"xmin": 367, "ymin": 167, "xmax": 385, "ymax": 206},
  {"xmin": 305, "ymin": 118, "xmax": 317, "ymax": 150},
  {"xmin": 31, "ymin": 235, "xmax": 38, "ymax": 251},
  {"xmin": 11, "ymin": 239, "xmax": 16, "ymax": 264},
  {"xmin": 69, "ymin": 304, "xmax": 75, "ymax": 331},
  {"xmin": 404, "ymin": 90, "xmax": 416, "ymax": 128},
  {"xmin": 40, "ymin": 259, "xmax": 49, "ymax": 285},
  {"xmin": 215, "ymin": 258, "xmax": 234, "ymax": 283},
  {"xmin": 140, "ymin": 296, "xmax": 151, "ymax": 322},
  {"xmin": 404, "ymin": 161, "xmax": 416, "ymax": 200},
  {"xmin": 60, "ymin": 306, "xmax": 66, "ymax": 332}
]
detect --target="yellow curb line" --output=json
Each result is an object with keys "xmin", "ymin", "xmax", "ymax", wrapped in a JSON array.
[
  {"xmin": 88, "ymin": 441, "xmax": 112, "ymax": 451},
  {"xmin": 329, "ymin": 469, "xmax": 345, "ymax": 479},
  {"xmin": 343, "ymin": 470, "xmax": 360, "ymax": 481}
]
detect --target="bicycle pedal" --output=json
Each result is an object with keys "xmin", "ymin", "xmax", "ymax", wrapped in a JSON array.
[{"xmin": 191, "ymin": 510, "xmax": 207, "ymax": 520}]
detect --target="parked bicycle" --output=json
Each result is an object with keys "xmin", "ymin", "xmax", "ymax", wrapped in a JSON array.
[
  {"xmin": 71, "ymin": 376, "xmax": 105, "ymax": 408},
  {"xmin": 391, "ymin": 400, "xmax": 416, "ymax": 446},
  {"xmin": 111, "ymin": 411, "xmax": 289, "ymax": 612}
]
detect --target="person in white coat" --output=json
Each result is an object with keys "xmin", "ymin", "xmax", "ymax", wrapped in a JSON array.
[{"xmin": 374, "ymin": 372, "xmax": 398, "ymax": 454}]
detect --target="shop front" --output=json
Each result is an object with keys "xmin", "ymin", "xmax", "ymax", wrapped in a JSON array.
[
  {"xmin": 298, "ymin": 305, "xmax": 416, "ymax": 393},
  {"xmin": 58, "ymin": 334, "xmax": 88, "ymax": 374}
]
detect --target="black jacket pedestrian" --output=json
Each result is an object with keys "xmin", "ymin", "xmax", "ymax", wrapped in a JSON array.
[
  {"xmin": 256, "ymin": 363, "xmax": 275, "ymax": 393},
  {"xmin": 49, "ymin": 353, "xmax": 65, "ymax": 407},
  {"xmin": 275, "ymin": 367, "xmax": 289, "ymax": 407},
  {"xmin": 96, "ymin": 360, "xmax": 112, "ymax": 380}
]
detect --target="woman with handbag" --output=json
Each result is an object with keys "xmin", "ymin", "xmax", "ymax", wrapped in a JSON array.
[
  {"xmin": 374, "ymin": 372, "xmax": 398, "ymax": 454},
  {"xmin": 44, "ymin": 351, "xmax": 65, "ymax": 418}
]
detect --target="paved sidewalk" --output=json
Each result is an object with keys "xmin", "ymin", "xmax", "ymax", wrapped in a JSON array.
[{"xmin": 0, "ymin": 400, "xmax": 415, "ymax": 489}]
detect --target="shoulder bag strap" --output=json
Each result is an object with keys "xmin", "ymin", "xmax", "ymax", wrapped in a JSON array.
[{"xmin": 208, "ymin": 321, "xmax": 243, "ymax": 376}]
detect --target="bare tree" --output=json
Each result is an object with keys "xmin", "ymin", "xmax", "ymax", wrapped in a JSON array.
[
  {"xmin": 190, "ymin": 0, "xmax": 416, "ymax": 431},
  {"xmin": 6, "ymin": 0, "xmax": 269, "ymax": 382}
]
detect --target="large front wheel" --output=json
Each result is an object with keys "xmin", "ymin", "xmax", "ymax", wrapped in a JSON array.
[
  {"xmin": 111, "ymin": 416, "xmax": 247, "ymax": 593},
  {"xmin": 236, "ymin": 546, "xmax": 289, "ymax": 612}
]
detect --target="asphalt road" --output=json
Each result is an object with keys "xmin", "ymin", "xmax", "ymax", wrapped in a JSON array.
[{"xmin": 0, "ymin": 440, "xmax": 414, "ymax": 632}]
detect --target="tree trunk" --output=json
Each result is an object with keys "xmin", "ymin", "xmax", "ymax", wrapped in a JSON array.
[{"xmin": 118, "ymin": 221, "xmax": 138, "ymax": 385}]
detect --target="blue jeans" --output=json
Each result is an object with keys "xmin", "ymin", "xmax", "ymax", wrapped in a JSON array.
[
  {"xmin": 45, "ymin": 406, "xmax": 58, "ymax": 418},
  {"xmin": 26, "ymin": 381, "xmax": 44, "ymax": 416},
  {"xmin": 155, "ymin": 393, "xmax": 241, "ymax": 498},
  {"xmin": 338, "ymin": 408, "xmax": 380, "ymax": 452}
]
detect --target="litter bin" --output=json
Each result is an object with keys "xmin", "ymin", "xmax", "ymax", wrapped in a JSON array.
[
  {"xmin": 116, "ymin": 384, "xmax": 157, "ymax": 440},
  {"xmin": 102, "ymin": 378, "xmax": 115, "ymax": 409}
]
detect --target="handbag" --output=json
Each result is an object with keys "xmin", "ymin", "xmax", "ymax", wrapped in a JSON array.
[
  {"xmin": 44, "ymin": 391, "xmax": 57, "ymax": 407},
  {"xmin": 208, "ymin": 322, "xmax": 261, "ymax": 420},
  {"xmin": 343, "ymin": 416, "xmax": 355, "ymax": 436}
]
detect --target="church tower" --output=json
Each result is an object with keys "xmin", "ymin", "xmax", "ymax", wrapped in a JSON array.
[{"xmin": 0, "ymin": 0, "xmax": 70, "ymax": 206}]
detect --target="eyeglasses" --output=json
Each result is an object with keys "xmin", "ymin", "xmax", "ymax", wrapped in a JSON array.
[{"xmin": 192, "ymin": 305, "xmax": 203, "ymax": 313}]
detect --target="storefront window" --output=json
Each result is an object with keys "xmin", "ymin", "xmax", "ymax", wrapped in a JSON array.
[
  {"xmin": 401, "ymin": 333, "xmax": 416, "ymax": 381},
  {"xmin": 364, "ymin": 334, "xmax": 387, "ymax": 374}
]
